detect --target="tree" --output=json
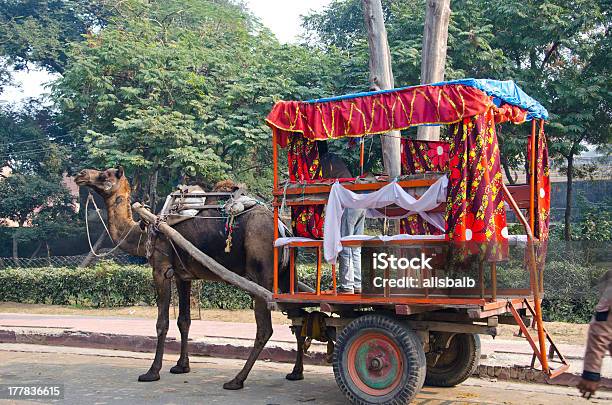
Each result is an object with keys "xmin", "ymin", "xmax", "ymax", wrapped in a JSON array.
[
  {"xmin": 0, "ymin": 0, "xmax": 108, "ymax": 74},
  {"xmin": 482, "ymin": 0, "xmax": 611, "ymax": 239},
  {"xmin": 0, "ymin": 101, "xmax": 79, "ymax": 258},
  {"xmin": 0, "ymin": 102, "xmax": 70, "ymax": 176},
  {"xmin": 542, "ymin": 36, "xmax": 611, "ymax": 240},
  {"xmin": 361, "ymin": 0, "xmax": 401, "ymax": 178},
  {"xmin": 417, "ymin": 0, "xmax": 450, "ymax": 141},
  {"xmin": 0, "ymin": 173, "xmax": 76, "ymax": 258}
]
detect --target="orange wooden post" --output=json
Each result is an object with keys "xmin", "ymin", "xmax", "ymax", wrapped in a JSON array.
[
  {"xmin": 272, "ymin": 129, "xmax": 279, "ymax": 296},
  {"xmin": 331, "ymin": 264, "xmax": 337, "ymax": 295},
  {"xmin": 533, "ymin": 118, "xmax": 549, "ymax": 372},
  {"xmin": 529, "ymin": 119, "xmax": 536, "ymax": 233},
  {"xmin": 272, "ymin": 129, "xmax": 279, "ymax": 190},
  {"xmin": 503, "ymin": 182, "xmax": 549, "ymax": 373},
  {"xmin": 316, "ymin": 247, "xmax": 322, "ymax": 295},
  {"xmin": 289, "ymin": 247, "xmax": 295, "ymax": 295}
]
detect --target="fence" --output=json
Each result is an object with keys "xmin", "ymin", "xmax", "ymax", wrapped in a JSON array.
[{"xmin": 0, "ymin": 253, "xmax": 146, "ymax": 269}]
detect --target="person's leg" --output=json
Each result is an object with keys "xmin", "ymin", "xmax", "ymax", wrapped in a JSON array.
[
  {"xmin": 352, "ymin": 210, "xmax": 366, "ymax": 292},
  {"xmin": 338, "ymin": 210, "xmax": 354, "ymax": 292}
]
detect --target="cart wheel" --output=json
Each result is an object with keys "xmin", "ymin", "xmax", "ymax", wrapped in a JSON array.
[
  {"xmin": 333, "ymin": 314, "xmax": 426, "ymax": 404},
  {"xmin": 425, "ymin": 333, "xmax": 481, "ymax": 387}
]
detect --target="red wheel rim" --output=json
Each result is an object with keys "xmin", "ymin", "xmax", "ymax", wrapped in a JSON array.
[{"xmin": 346, "ymin": 331, "xmax": 404, "ymax": 396}]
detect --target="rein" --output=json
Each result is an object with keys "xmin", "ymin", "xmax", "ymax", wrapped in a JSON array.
[{"xmin": 85, "ymin": 192, "xmax": 136, "ymax": 257}]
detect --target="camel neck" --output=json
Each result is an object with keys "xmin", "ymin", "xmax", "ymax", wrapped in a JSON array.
[{"xmin": 103, "ymin": 179, "xmax": 145, "ymax": 257}]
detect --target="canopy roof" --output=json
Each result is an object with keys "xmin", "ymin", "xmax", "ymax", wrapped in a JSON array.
[{"xmin": 266, "ymin": 79, "xmax": 548, "ymax": 145}]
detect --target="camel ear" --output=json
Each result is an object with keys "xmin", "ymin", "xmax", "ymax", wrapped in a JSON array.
[{"xmin": 116, "ymin": 166, "xmax": 124, "ymax": 179}]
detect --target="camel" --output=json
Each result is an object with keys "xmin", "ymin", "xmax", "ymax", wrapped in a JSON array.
[{"xmin": 74, "ymin": 166, "xmax": 303, "ymax": 390}]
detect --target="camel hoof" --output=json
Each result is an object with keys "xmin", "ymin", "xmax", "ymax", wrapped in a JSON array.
[
  {"xmin": 285, "ymin": 371, "xmax": 304, "ymax": 381},
  {"xmin": 223, "ymin": 379, "xmax": 244, "ymax": 390},
  {"xmin": 138, "ymin": 371, "xmax": 160, "ymax": 382},
  {"xmin": 170, "ymin": 365, "xmax": 190, "ymax": 374}
]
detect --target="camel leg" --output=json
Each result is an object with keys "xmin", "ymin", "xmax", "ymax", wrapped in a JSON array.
[
  {"xmin": 170, "ymin": 278, "xmax": 191, "ymax": 374},
  {"xmin": 138, "ymin": 267, "xmax": 171, "ymax": 382},
  {"xmin": 286, "ymin": 327, "xmax": 305, "ymax": 381},
  {"xmin": 223, "ymin": 298, "xmax": 272, "ymax": 390}
]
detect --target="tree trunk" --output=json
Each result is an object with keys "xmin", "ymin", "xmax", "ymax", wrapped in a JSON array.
[
  {"xmin": 79, "ymin": 233, "xmax": 106, "ymax": 268},
  {"xmin": 12, "ymin": 231, "xmax": 19, "ymax": 266},
  {"xmin": 361, "ymin": 0, "xmax": 401, "ymax": 178},
  {"xmin": 46, "ymin": 242, "xmax": 51, "ymax": 266},
  {"xmin": 29, "ymin": 242, "xmax": 42, "ymax": 258},
  {"xmin": 501, "ymin": 157, "xmax": 516, "ymax": 185},
  {"xmin": 564, "ymin": 154, "xmax": 574, "ymax": 241},
  {"xmin": 417, "ymin": 0, "xmax": 451, "ymax": 141},
  {"xmin": 148, "ymin": 165, "xmax": 159, "ymax": 214}
]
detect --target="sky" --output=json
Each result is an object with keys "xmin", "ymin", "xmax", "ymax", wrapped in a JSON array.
[
  {"xmin": 246, "ymin": 0, "xmax": 332, "ymax": 44},
  {"xmin": 0, "ymin": 0, "xmax": 332, "ymax": 104}
]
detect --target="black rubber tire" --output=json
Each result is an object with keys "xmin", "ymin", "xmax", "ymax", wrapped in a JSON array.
[
  {"xmin": 333, "ymin": 314, "xmax": 426, "ymax": 405},
  {"xmin": 425, "ymin": 333, "xmax": 481, "ymax": 387}
]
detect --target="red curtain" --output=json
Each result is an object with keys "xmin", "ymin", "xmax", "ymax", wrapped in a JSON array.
[
  {"xmin": 268, "ymin": 84, "xmax": 493, "ymax": 146},
  {"xmin": 287, "ymin": 137, "xmax": 325, "ymax": 238},
  {"xmin": 445, "ymin": 110, "xmax": 508, "ymax": 259}
]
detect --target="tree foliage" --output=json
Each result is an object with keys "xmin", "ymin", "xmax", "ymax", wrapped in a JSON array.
[
  {"xmin": 0, "ymin": 102, "xmax": 79, "ymax": 250},
  {"xmin": 52, "ymin": 0, "xmax": 345, "ymax": 201},
  {"xmin": 0, "ymin": 0, "xmax": 108, "ymax": 74},
  {"xmin": 0, "ymin": 103, "xmax": 70, "ymax": 175},
  {"xmin": 0, "ymin": 172, "xmax": 77, "ymax": 250}
]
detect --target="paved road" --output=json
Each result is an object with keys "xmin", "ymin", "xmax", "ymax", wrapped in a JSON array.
[{"xmin": 0, "ymin": 344, "xmax": 609, "ymax": 405}]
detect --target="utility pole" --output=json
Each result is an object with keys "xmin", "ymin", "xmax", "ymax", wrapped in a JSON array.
[
  {"xmin": 417, "ymin": 0, "xmax": 451, "ymax": 141},
  {"xmin": 361, "ymin": 0, "xmax": 401, "ymax": 178}
]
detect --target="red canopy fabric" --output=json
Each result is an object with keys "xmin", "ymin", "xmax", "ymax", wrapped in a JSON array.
[
  {"xmin": 267, "ymin": 84, "xmax": 530, "ymax": 146},
  {"xmin": 493, "ymin": 103, "xmax": 527, "ymax": 124}
]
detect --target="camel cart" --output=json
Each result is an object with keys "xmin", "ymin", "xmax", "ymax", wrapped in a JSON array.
[
  {"xmin": 264, "ymin": 79, "xmax": 570, "ymax": 404},
  {"xmin": 132, "ymin": 79, "xmax": 570, "ymax": 404}
]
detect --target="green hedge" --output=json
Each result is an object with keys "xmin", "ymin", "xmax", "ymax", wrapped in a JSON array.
[
  {"xmin": 0, "ymin": 262, "xmax": 154, "ymax": 307},
  {"xmin": 0, "ymin": 261, "xmax": 252, "ymax": 309}
]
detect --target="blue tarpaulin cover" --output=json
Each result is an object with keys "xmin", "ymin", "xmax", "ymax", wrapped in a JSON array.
[{"xmin": 432, "ymin": 79, "xmax": 548, "ymax": 121}]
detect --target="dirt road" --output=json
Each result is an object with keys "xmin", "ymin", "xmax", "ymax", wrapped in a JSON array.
[{"xmin": 0, "ymin": 344, "xmax": 608, "ymax": 404}]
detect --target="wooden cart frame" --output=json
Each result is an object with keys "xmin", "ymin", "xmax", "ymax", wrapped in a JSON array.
[{"xmin": 267, "ymin": 82, "xmax": 570, "ymax": 384}]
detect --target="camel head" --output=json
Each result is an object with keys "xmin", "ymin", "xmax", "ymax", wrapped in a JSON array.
[{"xmin": 75, "ymin": 166, "xmax": 127, "ymax": 198}]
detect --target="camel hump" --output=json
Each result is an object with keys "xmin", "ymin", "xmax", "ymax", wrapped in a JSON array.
[{"xmin": 213, "ymin": 179, "xmax": 247, "ymax": 193}]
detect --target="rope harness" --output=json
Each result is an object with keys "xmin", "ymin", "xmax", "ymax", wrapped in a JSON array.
[{"xmin": 85, "ymin": 192, "xmax": 136, "ymax": 258}]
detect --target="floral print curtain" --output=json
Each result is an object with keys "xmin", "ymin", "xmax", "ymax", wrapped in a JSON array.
[
  {"xmin": 401, "ymin": 139, "xmax": 450, "ymax": 173},
  {"xmin": 287, "ymin": 136, "xmax": 325, "ymax": 238},
  {"xmin": 445, "ymin": 110, "xmax": 508, "ymax": 259}
]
